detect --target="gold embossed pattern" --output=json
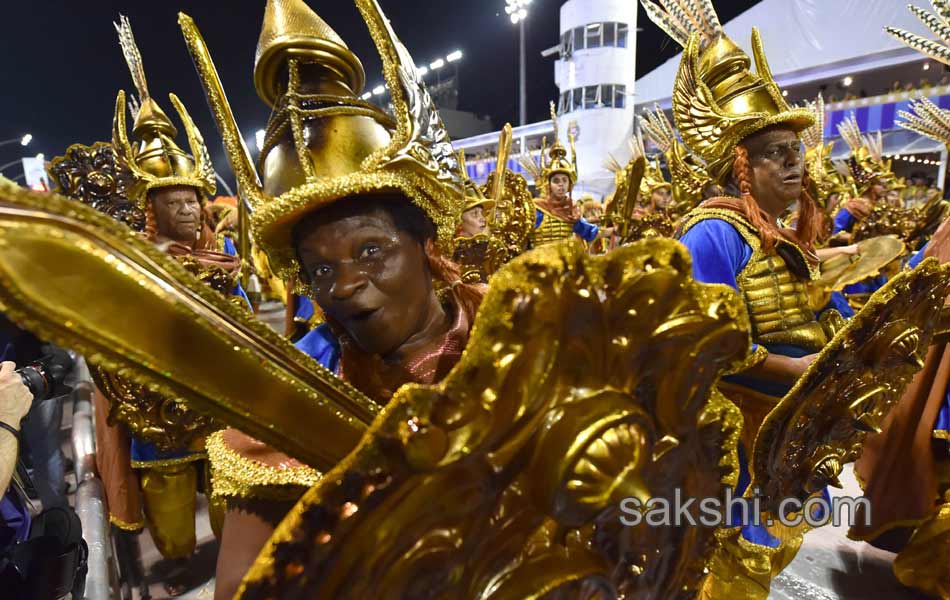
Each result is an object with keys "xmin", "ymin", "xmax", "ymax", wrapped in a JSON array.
[{"xmin": 753, "ymin": 257, "xmax": 950, "ymax": 512}]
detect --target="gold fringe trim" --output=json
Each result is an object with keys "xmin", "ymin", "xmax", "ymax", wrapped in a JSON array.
[
  {"xmin": 205, "ymin": 430, "xmax": 322, "ymax": 501},
  {"xmin": 934, "ymin": 429, "xmax": 950, "ymax": 440},
  {"xmin": 131, "ymin": 453, "xmax": 206, "ymax": 469},
  {"xmin": 110, "ymin": 514, "xmax": 145, "ymax": 531}
]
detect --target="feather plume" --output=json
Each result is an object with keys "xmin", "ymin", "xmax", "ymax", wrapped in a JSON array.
[
  {"xmin": 910, "ymin": 4, "xmax": 950, "ymax": 45},
  {"xmin": 640, "ymin": 0, "xmax": 720, "ymax": 47},
  {"xmin": 604, "ymin": 153, "xmax": 625, "ymax": 174},
  {"xmin": 837, "ymin": 115, "xmax": 865, "ymax": 154},
  {"xmin": 833, "ymin": 159, "xmax": 850, "ymax": 178},
  {"xmin": 640, "ymin": 104, "xmax": 676, "ymax": 152},
  {"xmin": 114, "ymin": 14, "xmax": 150, "ymax": 105},
  {"xmin": 885, "ymin": 26, "xmax": 950, "ymax": 66},
  {"xmin": 934, "ymin": 0, "xmax": 950, "ymax": 28},
  {"xmin": 518, "ymin": 144, "xmax": 544, "ymax": 184},
  {"xmin": 549, "ymin": 102, "xmax": 559, "ymax": 142},
  {"xmin": 866, "ymin": 131, "xmax": 884, "ymax": 163},
  {"xmin": 799, "ymin": 94, "xmax": 824, "ymax": 151},
  {"xmin": 897, "ymin": 96, "xmax": 950, "ymax": 144}
]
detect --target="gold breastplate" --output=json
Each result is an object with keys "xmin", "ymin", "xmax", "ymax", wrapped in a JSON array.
[
  {"xmin": 531, "ymin": 209, "xmax": 575, "ymax": 247},
  {"xmin": 738, "ymin": 251, "xmax": 827, "ymax": 352},
  {"xmin": 681, "ymin": 207, "xmax": 827, "ymax": 352}
]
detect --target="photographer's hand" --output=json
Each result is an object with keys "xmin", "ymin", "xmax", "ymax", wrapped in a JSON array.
[
  {"xmin": 0, "ymin": 361, "xmax": 32, "ymax": 494},
  {"xmin": 0, "ymin": 361, "xmax": 31, "ymax": 431}
]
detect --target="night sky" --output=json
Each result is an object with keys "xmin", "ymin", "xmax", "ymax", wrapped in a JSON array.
[{"xmin": 1, "ymin": 0, "xmax": 755, "ymax": 185}]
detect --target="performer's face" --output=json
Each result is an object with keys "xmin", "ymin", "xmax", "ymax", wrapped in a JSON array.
[
  {"xmin": 870, "ymin": 180, "xmax": 886, "ymax": 199},
  {"xmin": 742, "ymin": 127, "xmax": 804, "ymax": 209},
  {"xmin": 459, "ymin": 205, "xmax": 487, "ymax": 237},
  {"xmin": 150, "ymin": 185, "xmax": 202, "ymax": 244},
  {"xmin": 294, "ymin": 201, "xmax": 438, "ymax": 358},
  {"xmin": 549, "ymin": 174, "xmax": 572, "ymax": 202},
  {"xmin": 651, "ymin": 187, "xmax": 672, "ymax": 209}
]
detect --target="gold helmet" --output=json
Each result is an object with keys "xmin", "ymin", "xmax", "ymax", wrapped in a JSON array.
[
  {"xmin": 112, "ymin": 15, "xmax": 215, "ymax": 208},
  {"xmin": 520, "ymin": 102, "xmax": 578, "ymax": 198},
  {"xmin": 541, "ymin": 102, "xmax": 578, "ymax": 185},
  {"xmin": 838, "ymin": 115, "xmax": 894, "ymax": 195},
  {"xmin": 179, "ymin": 0, "xmax": 463, "ymax": 282},
  {"xmin": 606, "ymin": 128, "xmax": 669, "ymax": 205},
  {"xmin": 640, "ymin": 0, "xmax": 814, "ymax": 184},
  {"xmin": 457, "ymin": 151, "xmax": 494, "ymax": 213}
]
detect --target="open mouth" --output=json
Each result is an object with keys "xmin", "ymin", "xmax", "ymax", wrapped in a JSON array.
[{"xmin": 783, "ymin": 174, "xmax": 802, "ymax": 184}]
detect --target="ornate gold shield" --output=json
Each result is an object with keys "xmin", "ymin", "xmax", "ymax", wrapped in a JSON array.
[
  {"xmin": 753, "ymin": 257, "xmax": 950, "ymax": 512},
  {"xmin": 483, "ymin": 168, "xmax": 535, "ymax": 258},
  {"xmin": 238, "ymin": 239, "xmax": 749, "ymax": 600}
]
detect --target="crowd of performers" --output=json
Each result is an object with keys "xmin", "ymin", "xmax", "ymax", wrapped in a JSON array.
[{"xmin": 2, "ymin": 0, "xmax": 950, "ymax": 599}]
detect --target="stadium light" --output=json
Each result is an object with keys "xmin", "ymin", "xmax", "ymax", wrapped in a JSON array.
[
  {"xmin": 430, "ymin": 58, "xmax": 445, "ymax": 70},
  {"xmin": 446, "ymin": 50, "xmax": 463, "ymax": 63},
  {"xmin": 20, "ymin": 134, "xmax": 32, "ymax": 146}
]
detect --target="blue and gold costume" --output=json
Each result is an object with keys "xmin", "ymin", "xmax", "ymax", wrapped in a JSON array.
[
  {"xmin": 524, "ymin": 102, "xmax": 599, "ymax": 247},
  {"xmin": 640, "ymin": 0, "xmax": 845, "ymax": 594}
]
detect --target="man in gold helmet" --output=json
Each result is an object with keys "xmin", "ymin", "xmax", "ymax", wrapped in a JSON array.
[
  {"xmin": 641, "ymin": 0, "xmax": 852, "ymax": 597},
  {"xmin": 78, "ymin": 16, "xmax": 244, "ymax": 593},
  {"xmin": 456, "ymin": 162, "xmax": 494, "ymax": 239}
]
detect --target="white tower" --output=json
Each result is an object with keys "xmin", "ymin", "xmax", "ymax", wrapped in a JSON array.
[{"xmin": 554, "ymin": 0, "xmax": 637, "ymax": 199}]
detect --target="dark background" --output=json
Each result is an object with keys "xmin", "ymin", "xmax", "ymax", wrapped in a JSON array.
[{"xmin": 0, "ymin": 0, "xmax": 756, "ymax": 183}]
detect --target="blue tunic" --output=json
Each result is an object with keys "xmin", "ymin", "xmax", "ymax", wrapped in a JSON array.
[
  {"xmin": 833, "ymin": 207, "xmax": 857, "ymax": 235},
  {"xmin": 533, "ymin": 209, "xmax": 599, "ymax": 243},
  {"xmin": 294, "ymin": 323, "xmax": 341, "ymax": 372},
  {"xmin": 679, "ymin": 218, "xmax": 832, "ymax": 546}
]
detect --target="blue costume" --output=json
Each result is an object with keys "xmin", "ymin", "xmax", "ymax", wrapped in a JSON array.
[
  {"xmin": 532, "ymin": 209, "xmax": 599, "ymax": 244},
  {"xmin": 679, "ymin": 210, "xmax": 839, "ymax": 550}
]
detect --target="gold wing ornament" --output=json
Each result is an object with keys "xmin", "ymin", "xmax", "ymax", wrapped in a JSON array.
[
  {"xmin": 239, "ymin": 239, "xmax": 749, "ymax": 600},
  {"xmin": 753, "ymin": 258, "xmax": 950, "ymax": 512},
  {"xmin": 671, "ymin": 33, "xmax": 767, "ymax": 182},
  {"xmin": 0, "ymin": 179, "xmax": 378, "ymax": 471},
  {"xmin": 640, "ymin": 104, "xmax": 711, "ymax": 211}
]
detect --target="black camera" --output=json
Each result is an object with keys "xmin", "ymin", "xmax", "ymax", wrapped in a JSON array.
[{"xmin": 16, "ymin": 346, "xmax": 74, "ymax": 402}]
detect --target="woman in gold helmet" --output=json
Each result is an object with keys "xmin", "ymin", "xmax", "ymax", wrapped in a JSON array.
[
  {"xmin": 641, "ymin": 0, "xmax": 847, "ymax": 597},
  {"xmin": 177, "ymin": 1, "xmax": 486, "ymax": 595}
]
